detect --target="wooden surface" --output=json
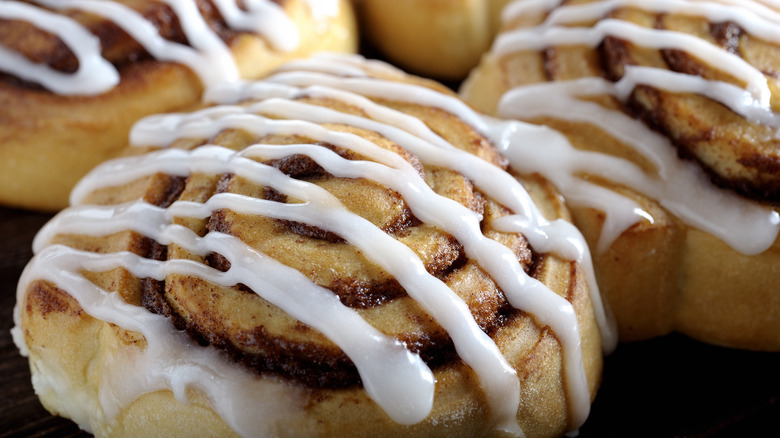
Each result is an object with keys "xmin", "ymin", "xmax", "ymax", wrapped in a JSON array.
[{"xmin": 1, "ymin": 205, "xmax": 778, "ymax": 437}]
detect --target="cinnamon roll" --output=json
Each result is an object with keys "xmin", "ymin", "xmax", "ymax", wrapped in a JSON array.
[
  {"xmin": 355, "ymin": 0, "xmax": 513, "ymax": 81},
  {"xmin": 0, "ymin": 0, "xmax": 357, "ymax": 212},
  {"xmin": 13, "ymin": 54, "xmax": 613, "ymax": 437},
  {"xmin": 461, "ymin": 0, "xmax": 780, "ymax": 350}
]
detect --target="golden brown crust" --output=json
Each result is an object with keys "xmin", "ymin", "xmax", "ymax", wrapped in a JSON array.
[
  {"xmin": 0, "ymin": 61, "xmax": 204, "ymax": 211},
  {"xmin": 0, "ymin": 0, "xmax": 358, "ymax": 212}
]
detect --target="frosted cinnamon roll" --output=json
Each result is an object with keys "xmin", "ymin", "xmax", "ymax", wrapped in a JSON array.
[
  {"xmin": 461, "ymin": 0, "xmax": 780, "ymax": 350},
  {"xmin": 13, "ymin": 54, "xmax": 613, "ymax": 437},
  {"xmin": 0, "ymin": 0, "xmax": 357, "ymax": 212},
  {"xmin": 355, "ymin": 0, "xmax": 513, "ymax": 81}
]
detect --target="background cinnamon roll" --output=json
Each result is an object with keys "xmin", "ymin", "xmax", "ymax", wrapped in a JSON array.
[
  {"xmin": 461, "ymin": 0, "xmax": 780, "ymax": 350},
  {"xmin": 0, "ymin": 0, "xmax": 357, "ymax": 212},
  {"xmin": 12, "ymin": 53, "xmax": 611, "ymax": 437},
  {"xmin": 354, "ymin": 0, "xmax": 513, "ymax": 81}
]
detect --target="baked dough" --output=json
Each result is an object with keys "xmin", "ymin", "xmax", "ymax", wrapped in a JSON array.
[
  {"xmin": 461, "ymin": 0, "xmax": 780, "ymax": 350},
  {"xmin": 0, "ymin": 0, "xmax": 358, "ymax": 212},
  {"xmin": 355, "ymin": 0, "xmax": 513, "ymax": 81},
  {"xmin": 13, "ymin": 53, "xmax": 611, "ymax": 437}
]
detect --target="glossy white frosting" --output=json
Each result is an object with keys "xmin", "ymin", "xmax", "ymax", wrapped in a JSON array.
[
  {"xmin": 0, "ymin": 0, "xmax": 338, "ymax": 95},
  {"xmin": 0, "ymin": 1, "xmax": 119, "ymax": 94},
  {"xmin": 462, "ymin": 0, "xmax": 780, "ymax": 255},
  {"xmin": 13, "ymin": 53, "xmax": 614, "ymax": 436}
]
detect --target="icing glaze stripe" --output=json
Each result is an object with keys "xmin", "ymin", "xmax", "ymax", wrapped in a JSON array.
[
  {"xmin": 33, "ymin": 0, "xmax": 239, "ymax": 86},
  {"xmin": 17, "ymin": 244, "xmax": 315, "ymax": 436},
  {"xmin": 494, "ymin": 17, "xmax": 772, "ymax": 108},
  {"xmin": 497, "ymin": 80, "xmax": 780, "ymax": 255},
  {"xmin": 0, "ymin": 0, "xmax": 305, "ymax": 95},
  {"xmin": 31, "ymin": 196, "xmax": 436, "ymax": 426},
  {"xmin": 210, "ymin": 0, "xmax": 300, "ymax": 51},
  {"xmin": 0, "ymin": 1, "xmax": 119, "ymax": 94}
]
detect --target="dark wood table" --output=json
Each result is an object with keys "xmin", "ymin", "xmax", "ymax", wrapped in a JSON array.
[{"xmin": 1, "ymin": 206, "xmax": 778, "ymax": 437}]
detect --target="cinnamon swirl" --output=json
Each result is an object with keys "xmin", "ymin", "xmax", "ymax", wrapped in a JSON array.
[
  {"xmin": 461, "ymin": 0, "xmax": 780, "ymax": 350},
  {"xmin": 0, "ymin": 0, "xmax": 357, "ymax": 212},
  {"xmin": 13, "ymin": 54, "xmax": 613, "ymax": 437}
]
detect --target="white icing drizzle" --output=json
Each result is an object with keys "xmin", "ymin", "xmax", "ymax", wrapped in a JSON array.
[
  {"xmin": 14, "ymin": 54, "xmax": 614, "ymax": 436},
  {"xmin": 274, "ymin": 51, "xmax": 409, "ymax": 79},
  {"xmin": 0, "ymin": 0, "xmax": 304, "ymax": 95},
  {"xmin": 472, "ymin": 0, "xmax": 780, "ymax": 254},
  {"xmin": 31, "ymin": 192, "xmax": 436, "ymax": 426},
  {"xmin": 498, "ymin": 81, "xmax": 780, "ymax": 255},
  {"xmin": 495, "ymin": 12, "xmax": 772, "ymax": 109},
  {"xmin": 16, "ymin": 244, "xmax": 313, "ymax": 436},
  {"xmin": 0, "ymin": 1, "xmax": 119, "ymax": 94},
  {"xmin": 301, "ymin": 0, "xmax": 340, "ymax": 18},
  {"xmin": 208, "ymin": 65, "xmax": 618, "ymax": 353},
  {"xmin": 211, "ymin": 0, "xmax": 300, "ymax": 51}
]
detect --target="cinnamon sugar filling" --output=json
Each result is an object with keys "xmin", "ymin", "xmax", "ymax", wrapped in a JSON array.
[
  {"xmin": 139, "ymin": 149, "xmax": 534, "ymax": 389},
  {"xmin": 582, "ymin": 14, "xmax": 780, "ymax": 204}
]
